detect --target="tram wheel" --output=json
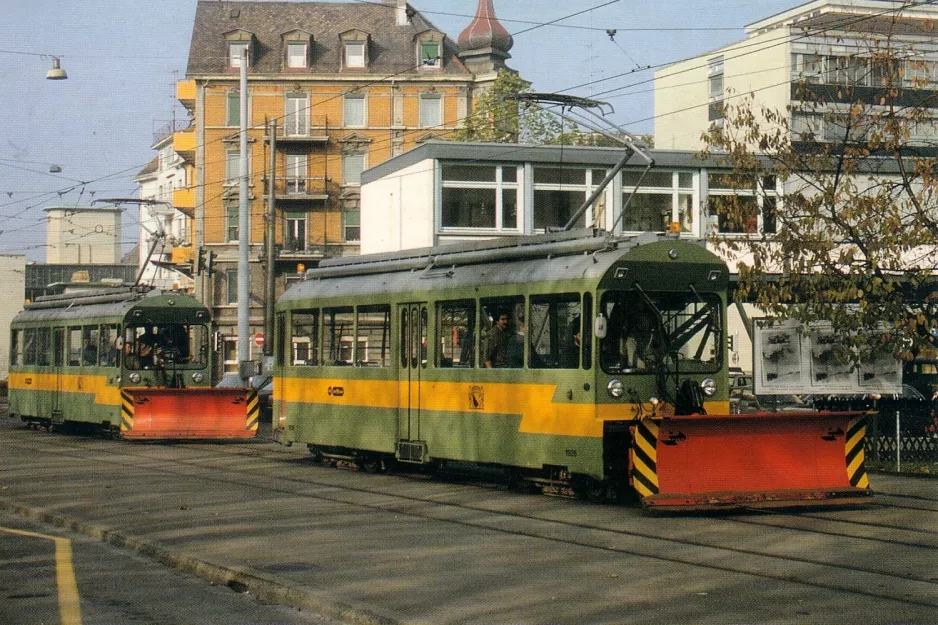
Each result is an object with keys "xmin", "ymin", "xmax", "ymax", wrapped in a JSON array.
[
  {"xmin": 359, "ymin": 454, "xmax": 383, "ymax": 474},
  {"xmin": 573, "ymin": 477, "xmax": 608, "ymax": 503},
  {"xmin": 307, "ymin": 446, "xmax": 324, "ymax": 464}
]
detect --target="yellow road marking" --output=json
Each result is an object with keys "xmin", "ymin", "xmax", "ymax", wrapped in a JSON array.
[{"xmin": 1, "ymin": 526, "xmax": 83, "ymax": 625}]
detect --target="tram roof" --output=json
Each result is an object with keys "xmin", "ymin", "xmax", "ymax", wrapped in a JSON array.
[
  {"xmin": 280, "ymin": 232, "xmax": 723, "ymax": 305},
  {"xmin": 12, "ymin": 289, "xmax": 205, "ymax": 325}
]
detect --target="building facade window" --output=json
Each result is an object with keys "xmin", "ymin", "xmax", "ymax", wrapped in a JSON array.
[
  {"xmin": 345, "ymin": 41, "xmax": 365, "ymax": 68},
  {"xmin": 284, "ymin": 94, "xmax": 309, "ymax": 136},
  {"xmin": 286, "ymin": 153, "xmax": 307, "ymax": 194},
  {"xmin": 225, "ymin": 150, "xmax": 251, "ymax": 186},
  {"xmin": 343, "ymin": 152, "xmax": 366, "ymax": 186},
  {"xmin": 708, "ymin": 56, "xmax": 724, "ymax": 124},
  {"xmin": 222, "ymin": 336, "xmax": 239, "ymax": 374},
  {"xmin": 344, "ymin": 210, "xmax": 361, "ymax": 242},
  {"xmin": 707, "ymin": 173, "xmax": 778, "ymax": 235},
  {"xmin": 622, "ymin": 170, "xmax": 695, "ymax": 233},
  {"xmin": 284, "ymin": 211, "xmax": 307, "ymax": 252},
  {"xmin": 532, "ymin": 167, "xmax": 601, "ymax": 231},
  {"xmin": 225, "ymin": 203, "xmax": 240, "ymax": 241},
  {"xmin": 440, "ymin": 163, "xmax": 520, "ymax": 231},
  {"xmin": 226, "ymin": 91, "xmax": 241, "ymax": 127},
  {"xmin": 225, "ymin": 269, "xmax": 238, "ymax": 305},
  {"xmin": 419, "ymin": 93, "xmax": 442, "ymax": 128},
  {"xmin": 343, "ymin": 93, "xmax": 366, "ymax": 127},
  {"xmin": 286, "ymin": 41, "xmax": 308, "ymax": 68}
]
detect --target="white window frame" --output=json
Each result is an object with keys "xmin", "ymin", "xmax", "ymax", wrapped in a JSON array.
[
  {"xmin": 224, "ymin": 150, "xmax": 251, "ymax": 186},
  {"xmin": 620, "ymin": 170, "xmax": 697, "ymax": 235},
  {"xmin": 439, "ymin": 164, "xmax": 521, "ymax": 233},
  {"xmin": 286, "ymin": 153, "xmax": 307, "ymax": 194},
  {"xmin": 345, "ymin": 41, "xmax": 366, "ymax": 68},
  {"xmin": 420, "ymin": 41, "xmax": 441, "ymax": 68},
  {"xmin": 706, "ymin": 172, "xmax": 779, "ymax": 236},
  {"xmin": 284, "ymin": 211, "xmax": 308, "ymax": 252},
  {"xmin": 343, "ymin": 152, "xmax": 366, "ymax": 186},
  {"xmin": 343, "ymin": 93, "xmax": 366, "ymax": 128},
  {"xmin": 419, "ymin": 93, "xmax": 442, "ymax": 128},
  {"xmin": 284, "ymin": 94, "xmax": 309, "ymax": 136},
  {"xmin": 286, "ymin": 41, "xmax": 308, "ymax": 69}
]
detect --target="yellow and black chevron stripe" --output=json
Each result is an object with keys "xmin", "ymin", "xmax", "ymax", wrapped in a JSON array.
[
  {"xmin": 120, "ymin": 390, "xmax": 134, "ymax": 433},
  {"xmin": 631, "ymin": 418, "xmax": 660, "ymax": 497},
  {"xmin": 846, "ymin": 415, "xmax": 870, "ymax": 489},
  {"xmin": 246, "ymin": 390, "xmax": 260, "ymax": 433}
]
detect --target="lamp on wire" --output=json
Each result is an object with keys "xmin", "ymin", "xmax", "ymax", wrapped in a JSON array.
[{"xmin": 46, "ymin": 56, "xmax": 67, "ymax": 80}]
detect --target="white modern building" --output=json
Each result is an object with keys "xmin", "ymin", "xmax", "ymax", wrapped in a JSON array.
[
  {"xmin": 133, "ymin": 123, "xmax": 195, "ymax": 291},
  {"xmin": 654, "ymin": 0, "xmax": 938, "ymax": 151},
  {"xmin": 44, "ymin": 205, "xmax": 124, "ymax": 264},
  {"xmin": 0, "ymin": 254, "xmax": 26, "ymax": 381}
]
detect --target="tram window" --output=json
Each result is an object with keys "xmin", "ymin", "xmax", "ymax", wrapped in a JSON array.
[
  {"xmin": 323, "ymin": 307, "xmax": 354, "ymax": 365},
  {"xmin": 438, "ymin": 301, "xmax": 475, "ymax": 368},
  {"xmin": 11, "ymin": 330, "xmax": 23, "ymax": 366},
  {"xmin": 291, "ymin": 310, "xmax": 319, "ymax": 366},
  {"xmin": 67, "ymin": 327, "xmax": 82, "ymax": 366},
  {"xmin": 99, "ymin": 325, "xmax": 119, "ymax": 366},
  {"xmin": 583, "ymin": 294, "xmax": 593, "ymax": 370},
  {"xmin": 356, "ymin": 305, "xmax": 391, "ymax": 367},
  {"xmin": 530, "ymin": 295, "xmax": 581, "ymax": 369},
  {"xmin": 24, "ymin": 328, "xmax": 51, "ymax": 367},
  {"xmin": 480, "ymin": 298, "xmax": 524, "ymax": 368},
  {"xmin": 53, "ymin": 328, "xmax": 66, "ymax": 367},
  {"xmin": 81, "ymin": 326, "xmax": 99, "ymax": 366}
]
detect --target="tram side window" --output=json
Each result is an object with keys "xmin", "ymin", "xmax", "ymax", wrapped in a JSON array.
[
  {"xmin": 81, "ymin": 326, "xmax": 99, "ymax": 366},
  {"xmin": 438, "ymin": 301, "xmax": 475, "ymax": 368},
  {"xmin": 67, "ymin": 327, "xmax": 82, "ymax": 366},
  {"xmin": 291, "ymin": 309, "xmax": 319, "ymax": 366},
  {"xmin": 11, "ymin": 330, "xmax": 23, "ymax": 366},
  {"xmin": 323, "ymin": 307, "xmax": 354, "ymax": 365},
  {"xmin": 480, "ymin": 298, "xmax": 524, "ymax": 368},
  {"xmin": 529, "ymin": 294, "xmax": 581, "ymax": 369},
  {"xmin": 23, "ymin": 328, "xmax": 51, "ymax": 366},
  {"xmin": 99, "ymin": 324, "xmax": 119, "ymax": 366},
  {"xmin": 53, "ymin": 328, "xmax": 66, "ymax": 367},
  {"xmin": 356, "ymin": 305, "xmax": 391, "ymax": 367}
]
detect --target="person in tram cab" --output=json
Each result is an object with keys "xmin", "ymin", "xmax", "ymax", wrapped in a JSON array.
[
  {"xmin": 484, "ymin": 310, "xmax": 511, "ymax": 368},
  {"xmin": 625, "ymin": 303, "xmax": 665, "ymax": 370},
  {"xmin": 123, "ymin": 340, "xmax": 142, "ymax": 370},
  {"xmin": 562, "ymin": 315, "xmax": 582, "ymax": 369}
]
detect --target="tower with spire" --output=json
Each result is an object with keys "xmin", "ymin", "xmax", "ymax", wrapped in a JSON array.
[{"xmin": 457, "ymin": 0, "xmax": 514, "ymax": 76}]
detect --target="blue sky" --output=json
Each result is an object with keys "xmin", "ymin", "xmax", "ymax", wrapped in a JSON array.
[{"xmin": 0, "ymin": 0, "xmax": 795, "ymax": 261}]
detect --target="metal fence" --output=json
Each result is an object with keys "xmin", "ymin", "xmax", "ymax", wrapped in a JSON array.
[{"xmin": 815, "ymin": 397, "xmax": 938, "ymax": 468}]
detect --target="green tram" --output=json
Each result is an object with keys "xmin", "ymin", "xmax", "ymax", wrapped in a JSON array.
[
  {"xmin": 272, "ymin": 230, "xmax": 871, "ymax": 510},
  {"xmin": 8, "ymin": 288, "xmax": 258, "ymax": 439}
]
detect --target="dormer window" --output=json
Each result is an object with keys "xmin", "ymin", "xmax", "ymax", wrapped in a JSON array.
[
  {"xmin": 346, "ymin": 41, "xmax": 365, "ymax": 68},
  {"xmin": 340, "ymin": 30, "xmax": 370, "ymax": 70},
  {"xmin": 287, "ymin": 42, "xmax": 307, "ymax": 68},
  {"xmin": 282, "ymin": 30, "xmax": 313, "ymax": 70},
  {"xmin": 421, "ymin": 41, "xmax": 441, "ymax": 67},
  {"xmin": 415, "ymin": 31, "xmax": 444, "ymax": 70},
  {"xmin": 224, "ymin": 29, "xmax": 255, "ymax": 70},
  {"xmin": 229, "ymin": 42, "xmax": 250, "ymax": 68}
]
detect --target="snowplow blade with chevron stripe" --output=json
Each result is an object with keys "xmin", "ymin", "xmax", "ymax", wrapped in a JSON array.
[
  {"xmin": 630, "ymin": 411, "xmax": 872, "ymax": 511},
  {"xmin": 120, "ymin": 387, "xmax": 259, "ymax": 439}
]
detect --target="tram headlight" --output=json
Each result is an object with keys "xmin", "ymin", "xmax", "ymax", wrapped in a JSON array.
[
  {"xmin": 192, "ymin": 372, "xmax": 204, "ymax": 383},
  {"xmin": 607, "ymin": 378, "xmax": 625, "ymax": 399},
  {"xmin": 701, "ymin": 377, "xmax": 717, "ymax": 397},
  {"xmin": 129, "ymin": 372, "xmax": 142, "ymax": 384}
]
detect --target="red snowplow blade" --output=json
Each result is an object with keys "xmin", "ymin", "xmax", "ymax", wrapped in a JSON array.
[
  {"xmin": 120, "ymin": 388, "xmax": 259, "ymax": 439},
  {"xmin": 630, "ymin": 411, "xmax": 871, "ymax": 511}
]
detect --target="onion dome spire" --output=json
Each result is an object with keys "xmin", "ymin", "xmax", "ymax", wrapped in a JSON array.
[{"xmin": 458, "ymin": 0, "xmax": 513, "ymax": 55}]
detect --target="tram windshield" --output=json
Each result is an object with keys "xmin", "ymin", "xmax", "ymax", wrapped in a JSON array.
[
  {"xmin": 122, "ymin": 323, "xmax": 208, "ymax": 370},
  {"xmin": 600, "ymin": 290, "xmax": 722, "ymax": 374}
]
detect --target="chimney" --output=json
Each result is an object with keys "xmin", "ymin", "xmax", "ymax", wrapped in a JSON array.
[{"xmin": 389, "ymin": 0, "xmax": 408, "ymax": 26}]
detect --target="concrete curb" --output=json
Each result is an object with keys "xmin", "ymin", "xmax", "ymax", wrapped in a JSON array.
[{"xmin": 0, "ymin": 498, "xmax": 399, "ymax": 625}]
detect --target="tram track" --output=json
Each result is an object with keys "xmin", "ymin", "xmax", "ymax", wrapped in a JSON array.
[{"xmin": 3, "ymin": 429, "xmax": 937, "ymax": 609}]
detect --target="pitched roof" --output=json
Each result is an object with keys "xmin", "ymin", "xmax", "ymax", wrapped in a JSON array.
[{"xmin": 187, "ymin": 1, "xmax": 471, "ymax": 76}]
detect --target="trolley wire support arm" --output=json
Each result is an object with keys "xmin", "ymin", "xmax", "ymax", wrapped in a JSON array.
[{"xmin": 508, "ymin": 93, "xmax": 654, "ymax": 232}]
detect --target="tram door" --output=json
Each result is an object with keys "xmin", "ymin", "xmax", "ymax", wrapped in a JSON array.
[
  {"xmin": 52, "ymin": 327, "xmax": 66, "ymax": 418},
  {"xmin": 397, "ymin": 303, "xmax": 428, "ymax": 463}
]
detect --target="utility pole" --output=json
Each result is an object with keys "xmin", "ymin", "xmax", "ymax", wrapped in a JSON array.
[{"xmin": 238, "ymin": 47, "xmax": 251, "ymax": 382}]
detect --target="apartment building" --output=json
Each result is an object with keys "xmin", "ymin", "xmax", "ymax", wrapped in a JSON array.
[
  {"xmin": 655, "ymin": 0, "xmax": 938, "ymax": 152},
  {"xmin": 176, "ymin": 0, "xmax": 515, "ymax": 374}
]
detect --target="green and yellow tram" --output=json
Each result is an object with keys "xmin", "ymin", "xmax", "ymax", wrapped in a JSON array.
[
  {"xmin": 9, "ymin": 288, "xmax": 258, "ymax": 439},
  {"xmin": 272, "ymin": 231, "xmax": 871, "ymax": 510}
]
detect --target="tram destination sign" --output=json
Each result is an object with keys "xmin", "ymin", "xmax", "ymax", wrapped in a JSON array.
[{"xmin": 752, "ymin": 318, "xmax": 902, "ymax": 396}]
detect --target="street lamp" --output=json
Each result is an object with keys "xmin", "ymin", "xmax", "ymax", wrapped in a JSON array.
[{"xmin": 46, "ymin": 56, "xmax": 67, "ymax": 80}]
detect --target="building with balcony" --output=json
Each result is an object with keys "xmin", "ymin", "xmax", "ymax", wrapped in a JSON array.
[
  {"xmin": 654, "ymin": 0, "xmax": 938, "ymax": 151},
  {"xmin": 180, "ymin": 0, "xmax": 517, "ymax": 373},
  {"xmin": 133, "ymin": 119, "xmax": 196, "ymax": 291}
]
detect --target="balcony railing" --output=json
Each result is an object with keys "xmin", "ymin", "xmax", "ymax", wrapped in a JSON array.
[
  {"xmin": 269, "ymin": 116, "xmax": 330, "ymax": 143},
  {"xmin": 267, "ymin": 176, "xmax": 329, "ymax": 199}
]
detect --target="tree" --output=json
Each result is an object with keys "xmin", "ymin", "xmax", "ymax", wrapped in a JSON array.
[
  {"xmin": 456, "ymin": 70, "xmax": 562, "ymax": 143},
  {"xmin": 700, "ymin": 32, "xmax": 938, "ymax": 361}
]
